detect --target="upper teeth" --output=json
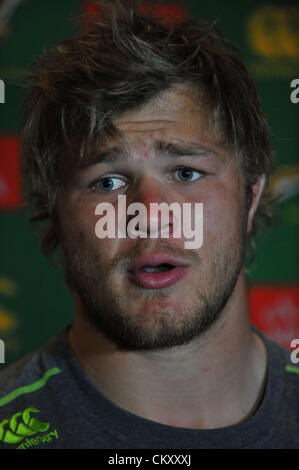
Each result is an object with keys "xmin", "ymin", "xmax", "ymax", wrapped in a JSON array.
[
  {"xmin": 141, "ymin": 264, "xmax": 173, "ymax": 273},
  {"xmin": 141, "ymin": 266, "xmax": 161, "ymax": 272}
]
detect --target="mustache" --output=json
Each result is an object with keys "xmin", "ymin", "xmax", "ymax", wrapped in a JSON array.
[{"xmin": 62, "ymin": 238, "xmax": 201, "ymax": 288}]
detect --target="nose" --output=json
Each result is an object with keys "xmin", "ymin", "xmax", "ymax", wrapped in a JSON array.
[{"xmin": 126, "ymin": 177, "xmax": 180, "ymax": 238}]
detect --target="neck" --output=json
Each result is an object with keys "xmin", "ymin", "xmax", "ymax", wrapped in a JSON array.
[{"xmin": 68, "ymin": 272, "xmax": 267, "ymax": 429}]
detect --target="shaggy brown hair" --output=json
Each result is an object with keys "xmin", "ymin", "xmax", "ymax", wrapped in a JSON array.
[{"xmin": 21, "ymin": 0, "xmax": 275, "ymax": 260}]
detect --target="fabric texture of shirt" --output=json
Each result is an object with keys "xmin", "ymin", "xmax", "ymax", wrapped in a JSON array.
[{"xmin": 0, "ymin": 324, "xmax": 298, "ymax": 449}]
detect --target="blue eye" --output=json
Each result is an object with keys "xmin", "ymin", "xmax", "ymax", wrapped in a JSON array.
[
  {"xmin": 90, "ymin": 176, "xmax": 126, "ymax": 192},
  {"xmin": 175, "ymin": 168, "xmax": 202, "ymax": 182}
]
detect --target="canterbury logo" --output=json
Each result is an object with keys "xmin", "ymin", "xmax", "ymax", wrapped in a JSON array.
[{"xmin": 0, "ymin": 407, "xmax": 50, "ymax": 444}]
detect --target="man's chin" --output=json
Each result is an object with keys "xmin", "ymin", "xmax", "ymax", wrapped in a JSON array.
[{"xmin": 78, "ymin": 290, "xmax": 220, "ymax": 351}]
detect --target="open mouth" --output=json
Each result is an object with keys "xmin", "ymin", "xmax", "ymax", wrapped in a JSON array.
[
  {"xmin": 138, "ymin": 263, "xmax": 176, "ymax": 273},
  {"xmin": 127, "ymin": 257, "xmax": 189, "ymax": 289}
]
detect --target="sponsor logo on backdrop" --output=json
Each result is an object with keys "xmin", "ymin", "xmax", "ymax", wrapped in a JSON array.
[
  {"xmin": 249, "ymin": 287, "xmax": 299, "ymax": 349},
  {"xmin": 0, "ymin": 136, "xmax": 21, "ymax": 209},
  {"xmin": 84, "ymin": 1, "xmax": 187, "ymax": 25},
  {"xmin": 0, "ymin": 277, "xmax": 19, "ymax": 364},
  {"xmin": 247, "ymin": 5, "xmax": 299, "ymax": 78},
  {"xmin": 268, "ymin": 165, "xmax": 299, "ymax": 203}
]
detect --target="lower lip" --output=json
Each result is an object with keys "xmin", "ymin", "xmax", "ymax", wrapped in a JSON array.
[{"xmin": 127, "ymin": 267, "xmax": 189, "ymax": 289}]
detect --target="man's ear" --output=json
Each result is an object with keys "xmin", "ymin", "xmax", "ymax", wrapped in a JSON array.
[{"xmin": 247, "ymin": 174, "xmax": 266, "ymax": 233}]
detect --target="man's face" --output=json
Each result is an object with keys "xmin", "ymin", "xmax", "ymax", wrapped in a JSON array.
[{"xmin": 57, "ymin": 85, "xmax": 249, "ymax": 350}]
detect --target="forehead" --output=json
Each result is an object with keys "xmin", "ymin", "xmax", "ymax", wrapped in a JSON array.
[
  {"xmin": 117, "ymin": 84, "xmax": 200, "ymax": 122},
  {"xmin": 109, "ymin": 84, "xmax": 225, "ymax": 153},
  {"xmin": 115, "ymin": 84, "xmax": 211, "ymax": 137},
  {"xmin": 62, "ymin": 83, "xmax": 234, "ymax": 175}
]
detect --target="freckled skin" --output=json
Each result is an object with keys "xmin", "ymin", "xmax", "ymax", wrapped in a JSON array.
[
  {"xmin": 142, "ymin": 142, "xmax": 149, "ymax": 158},
  {"xmin": 125, "ymin": 141, "xmax": 155, "ymax": 161}
]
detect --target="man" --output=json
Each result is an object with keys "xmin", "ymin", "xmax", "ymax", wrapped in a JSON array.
[{"xmin": 0, "ymin": 0, "xmax": 298, "ymax": 450}]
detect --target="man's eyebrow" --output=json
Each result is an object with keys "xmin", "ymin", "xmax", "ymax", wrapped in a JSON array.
[
  {"xmin": 154, "ymin": 140, "xmax": 217, "ymax": 158},
  {"xmin": 78, "ymin": 145, "xmax": 129, "ymax": 169},
  {"xmin": 78, "ymin": 140, "xmax": 217, "ymax": 169}
]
